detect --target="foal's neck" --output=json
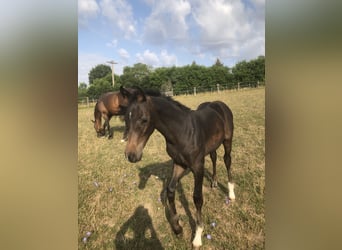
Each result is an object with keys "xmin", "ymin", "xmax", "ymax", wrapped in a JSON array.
[{"xmin": 151, "ymin": 97, "xmax": 192, "ymax": 145}]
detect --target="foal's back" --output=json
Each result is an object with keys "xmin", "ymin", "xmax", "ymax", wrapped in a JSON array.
[{"xmin": 197, "ymin": 101, "xmax": 233, "ymax": 138}]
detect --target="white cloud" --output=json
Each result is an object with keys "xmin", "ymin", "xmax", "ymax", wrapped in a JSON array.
[
  {"xmin": 99, "ymin": 0, "xmax": 136, "ymax": 39},
  {"xmin": 192, "ymin": 0, "xmax": 250, "ymax": 45},
  {"xmin": 143, "ymin": 0, "xmax": 191, "ymax": 44},
  {"xmin": 190, "ymin": 0, "xmax": 264, "ymax": 61},
  {"xmin": 140, "ymin": 0, "xmax": 264, "ymax": 63},
  {"xmin": 78, "ymin": 0, "xmax": 100, "ymax": 27},
  {"xmin": 135, "ymin": 49, "xmax": 179, "ymax": 67},
  {"xmin": 136, "ymin": 50, "xmax": 159, "ymax": 66},
  {"xmin": 160, "ymin": 50, "xmax": 177, "ymax": 66},
  {"xmin": 106, "ymin": 39, "xmax": 118, "ymax": 48},
  {"xmin": 118, "ymin": 48, "xmax": 130, "ymax": 61}
]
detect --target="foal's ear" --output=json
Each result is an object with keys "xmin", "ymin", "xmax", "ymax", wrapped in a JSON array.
[
  {"xmin": 135, "ymin": 87, "xmax": 146, "ymax": 102},
  {"xmin": 120, "ymin": 86, "xmax": 132, "ymax": 99}
]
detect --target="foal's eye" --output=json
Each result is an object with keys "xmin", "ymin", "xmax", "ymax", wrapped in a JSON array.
[{"xmin": 140, "ymin": 118, "xmax": 148, "ymax": 123}]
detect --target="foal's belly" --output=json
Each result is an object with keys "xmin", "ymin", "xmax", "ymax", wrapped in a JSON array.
[
  {"xmin": 166, "ymin": 143, "xmax": 193, "ymax": 167},
  {"xmin": 205, "ymin": 134, "xmax": 223, "ymax": 154}
]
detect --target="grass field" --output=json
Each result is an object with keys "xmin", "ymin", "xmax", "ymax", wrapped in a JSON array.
[{"xmin": 78, "ymin": 87, "xmax": 265, "ymax": 249}]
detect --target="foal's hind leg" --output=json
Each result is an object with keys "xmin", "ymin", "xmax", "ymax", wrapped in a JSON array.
[
  {"xmin": 209, "ymin": 151, "xmax": 218, "ymax": 188},
  {"xmin": 192, "ymin": 161, "xmax": 204, "ymax": 249},
  {"xmin": 223, "ymin": 139, "xmax": 235, "ymax": 200}
]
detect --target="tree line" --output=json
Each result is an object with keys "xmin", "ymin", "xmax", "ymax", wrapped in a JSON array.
[{"xmin": 78, "ymin": 56, "xmax": 265, "ymax": 99}]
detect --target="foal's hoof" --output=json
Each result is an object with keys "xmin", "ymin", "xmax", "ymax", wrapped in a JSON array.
[
  {"xmin": 211, "ymin": 181, "xmax": 218, "ymax": 188},
  {"xmin": 108, "ymin": 135, "xmax": 113, "ymax": 139},
  {"xmin": 174, "ymin": 226, "xmax": 183, "ymax": 236},
  {"xmin": 172, "ymin": 223, "xmax": 183, "ymax": 235}
]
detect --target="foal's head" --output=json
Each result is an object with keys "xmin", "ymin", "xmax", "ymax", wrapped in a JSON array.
[{"xmin": 120, "ymin": 86, "xmax": 155, "ymax": 163}]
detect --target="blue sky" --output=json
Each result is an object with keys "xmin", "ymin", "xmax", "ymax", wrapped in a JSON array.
[{"xmin": 78, "ymin": 0, "xmax": 264, "ymax": 84}]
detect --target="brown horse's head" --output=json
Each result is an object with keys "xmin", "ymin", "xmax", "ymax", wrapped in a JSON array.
[
  {"xmin": 92, "ymin": 120, "xmax": 105, "ymax": 137},
  {"xmin": 120, "ymin": 87, "xmax": 155, "ymax": 163},
  {"xmin": 92, "ymin": 103, "xmax": 106, "ymax": 137}
]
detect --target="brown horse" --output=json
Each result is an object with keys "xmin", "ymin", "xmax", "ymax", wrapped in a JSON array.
[
  {"xmin": 91, "ymin": 90, "xmax": 131, "ymax": 140},
  {"xmin": 121, "ymin": 87, "xmax": 235, "ymax": 249}
]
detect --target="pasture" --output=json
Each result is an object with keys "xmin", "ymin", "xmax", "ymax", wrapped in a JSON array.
[{"xmin": 78, "ymin": 87, "xmax": 265, "ymax": 249}]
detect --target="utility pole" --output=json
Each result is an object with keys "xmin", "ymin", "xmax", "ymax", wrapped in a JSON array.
[{"xmin": 107, "ymin": 60, "xmax": 118, "ymax": 87}]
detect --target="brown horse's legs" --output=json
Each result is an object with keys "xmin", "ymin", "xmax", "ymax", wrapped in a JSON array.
[
  {"xmin": 209, "ymin": 151, "xmax": 217, "ymax": 188},
  {"xmin": 105, "ymin": 120, "xmax": 113, "ymax": 139},
  {"xmin": 223, "ymin": 139, "xmax": 235, "ymax": 200},
  {"xmin": 121, "ymin": 123, "xmax": 129, "ymax": 142},
  {"xmin": 167, "ymin": 163, "xmax": 185, "ymax": 235},
  {"xmin": 192, "ymin": 162, "xmax": 204, "ymax": 249}
]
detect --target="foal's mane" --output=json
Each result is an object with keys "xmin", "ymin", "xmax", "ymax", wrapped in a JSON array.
[
  {"xmin": 162, "ymin": 96, "xmax": 192, "ymax": 112},
  {"xmin": 130, "ymin": 86, "xmax": 192, "ymax": 112},
  {"xmin": 143, "ymin": 89, "xmax": 163, "ymax": 97}
]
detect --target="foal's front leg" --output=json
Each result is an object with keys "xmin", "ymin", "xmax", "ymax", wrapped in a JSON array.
[{"xmin": 167, "ymin": 163, "xmax": 185, "ymax": 235}]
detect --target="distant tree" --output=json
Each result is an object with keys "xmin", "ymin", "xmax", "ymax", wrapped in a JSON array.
[
  {"xmin": 252, "ymin": 55, "xmax": 265, "ymax": 82},
  {"xmin": 160, "ymin": 80, "xmax": 173, "ymax": 92},
  {"xmin": 86, "ymin": 78, "xmax": 113, "ymax": 99},
  {"xmin": 208, "ymin": 64, "xmax": 233, "ymax": 89},
  {"xmin": 78, "ymin": 82, "xmax": 88, "ymax": 98},
  {"xmin": 84, "ymin": 55, "xmax": 265, "ymax": 95},
  {"xmin": 214, "ymin": 58, "xmax": 224, "ymax": 67},
  {"xmin": 232, "ymin": 56, "xmax": 265, "ymax": 85},
  {"xmin": 120, "ymin": 63, "xmax": 152, "ymax": 88},
  {"xmin": 88, "ymin": 64, "xmax": 112, "ymax": 85}
]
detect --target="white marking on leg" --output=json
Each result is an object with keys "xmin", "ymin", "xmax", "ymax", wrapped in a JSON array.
[
  {"xmin": 228, "ymin": 182, "xmax": 236, "ymax": 200},
  {"xmin": 192, "ymin": 226, "xmax": 204, "ymax": 247}
]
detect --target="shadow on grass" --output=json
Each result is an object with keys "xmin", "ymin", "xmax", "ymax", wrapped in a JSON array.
[
  {"xmin": 114, "ymin": 205, "xmax": 164, "ymax": 250},
  {"xmin": 134, "ymin": 160, "xmax": 231, "ymax": 246},
  {"xmin": 137, "ymin": 160, "xmax": 197, "ymax": 238}
]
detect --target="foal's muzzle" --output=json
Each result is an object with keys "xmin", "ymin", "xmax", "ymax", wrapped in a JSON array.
[{"xmin": 125, "ymin": 151, "xmax": 142, "ymax": 163}]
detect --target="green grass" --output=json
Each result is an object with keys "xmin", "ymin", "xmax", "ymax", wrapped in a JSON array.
[{"xmin": 78, "ymin": 87, "xmax": 265, "ymax": 249}]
